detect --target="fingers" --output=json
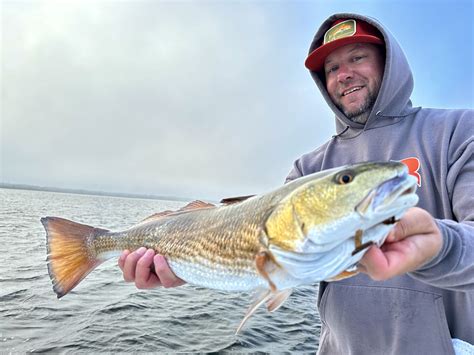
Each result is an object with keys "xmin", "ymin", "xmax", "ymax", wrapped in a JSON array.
[
  {"xmin": 135, "ymin": 249, "xmax": 161, "ymax": 289},
  {"xmin": 118, "ymin": 249, "xmax": 130, "ymax": 271},
  {"xmin": 358, "ymin": 245, "xmax": 395, "ymax": 280},
  {"xmin": 358, "ymin": 207, "xmax": 442, "ymax": 281},
  {"xmin": 153, "ymin": 255, "xmax": 185, "ymax": 288},
  {"xmin": 117, "ymin": 248, "xmax": 185, "ymax": 289},
  {"xmin": 121, "ymin": 247, "xmax": 147, "ymax": 282}
]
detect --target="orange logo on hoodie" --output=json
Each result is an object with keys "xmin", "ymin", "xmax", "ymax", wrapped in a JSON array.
[{"xmin": 400, "ymin": 157, "xmax": 421, "ymax": 187}]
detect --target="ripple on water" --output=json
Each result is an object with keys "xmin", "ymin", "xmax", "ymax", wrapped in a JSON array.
[{"xmin": 1, "ymin": 190, "xmax": 322, "ymax": 353}]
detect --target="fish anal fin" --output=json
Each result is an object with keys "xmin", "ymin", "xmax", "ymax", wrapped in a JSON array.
[
  {"xmin": 266, "ymin": 288, "xmax": 293, "ymax": 313},
  {"xmin": 236, "ymin": 290, "xmax": 272, "ymax": 334}
]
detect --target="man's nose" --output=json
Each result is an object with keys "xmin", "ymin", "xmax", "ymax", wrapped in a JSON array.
[{"xmin": 337, "ymin": 64, "xmax": 353, "ymax": 82}]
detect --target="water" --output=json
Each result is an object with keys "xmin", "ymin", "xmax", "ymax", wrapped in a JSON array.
[{"xmin": 0, "ymin": 188, "xmax": 321, "ymax": 353}]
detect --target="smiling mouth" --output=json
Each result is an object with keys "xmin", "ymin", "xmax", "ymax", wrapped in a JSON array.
[{"xmin": 342, "ymin": 86, "xmax": 363, "ymax": 96}]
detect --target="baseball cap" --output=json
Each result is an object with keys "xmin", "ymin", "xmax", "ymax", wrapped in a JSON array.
[{"xmin": 305, "ymin": 19, "xmax": 384, "ymax": 71}]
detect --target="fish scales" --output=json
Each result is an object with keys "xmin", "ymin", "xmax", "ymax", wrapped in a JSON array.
[
  {"xmin": 93, "ymin": 193, "xmax": 280, "ymax": 274},
  {"xmin": 41, "ymin": 160, "xmax": 419, "ymax": 333}
]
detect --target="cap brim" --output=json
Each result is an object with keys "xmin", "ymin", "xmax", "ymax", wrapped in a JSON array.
[{"xmin": 305, "ymin": 35, "xmax": 384, "ymax": 71}]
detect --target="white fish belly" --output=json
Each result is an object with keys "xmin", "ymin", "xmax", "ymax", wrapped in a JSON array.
[{"xmin": 168, "ymin": 259, "xmax": 267, "ymax": 292}]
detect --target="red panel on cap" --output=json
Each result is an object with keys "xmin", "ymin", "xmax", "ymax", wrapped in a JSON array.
[{"xmin": 305, "ymin": 19, "xmax": 384, "ymax": 72}]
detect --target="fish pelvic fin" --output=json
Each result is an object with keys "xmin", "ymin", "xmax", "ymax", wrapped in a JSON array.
[
  {"xmin": 236, "ymin": 288, "xmax": 293, "ymax": 334},
  {"xmin": 41, "ymin": 217, "xmax": 108, "ymax": 298},
  {"xmin": 236, "ymin": 290, "xmax": 271, "ymax": 335},
  {"xmin": 326, "ymin": 269, "xmax": 360, "ymax": 281},
  {"xmin": 266, "ymin": 288, "xmax": 293, "ymax": 313},
  {"xmin": 235, "ymin": 251, "xmax": 290, "ymax": 334}
]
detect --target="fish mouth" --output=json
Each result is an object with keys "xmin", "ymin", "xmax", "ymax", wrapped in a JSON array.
[
  {"xmin": 351, "ymin": 171, "xmax": 418, "ymax": 250},
  {"xmin": 302, "ymin": 171, "xmax": 417, "ymax": 253},
  {"xmin": 355, "ymin": 171, "xmax": 418, "ymax": 220},
  {"xmin": 267, "ymin": 170, "xmax": 419, "ymax": 284}
]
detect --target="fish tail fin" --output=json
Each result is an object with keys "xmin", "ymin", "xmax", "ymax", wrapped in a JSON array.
[{"xmin": 41, "ymin": 217, "xmax": 108, "ymax": 298}]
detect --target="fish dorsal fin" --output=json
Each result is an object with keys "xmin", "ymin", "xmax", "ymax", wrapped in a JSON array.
[
  {"xmin": 180, "ymin": 200, "xmax": 216, "ymax": 211},
  {"xmin": 266, "ymin": 288, "xmax": 293, "ymax": 312},
  {"xmin": 139, "ymin": 200, "xmax": 216, "ymax": 224},
  {"xmin": 220, "ymin": 194, "xmax": 255, "ymax": 205},
  {"xmin": 236, "ymin": 290, "xmax": 272, "ymax": 334},
  {"xmin": 140, "ymin": 210, "xmax": 176, "ymax": 224}
]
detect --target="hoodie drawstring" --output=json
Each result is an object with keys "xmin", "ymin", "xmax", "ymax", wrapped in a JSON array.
[{"xmin": 332, "ymin": 125, "xmax": 349, "ymax": 139}]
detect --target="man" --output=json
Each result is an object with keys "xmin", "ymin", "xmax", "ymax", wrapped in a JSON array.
[{"xmin": 119, "ymin": 14, "xmax": 473, "ymax": 354}]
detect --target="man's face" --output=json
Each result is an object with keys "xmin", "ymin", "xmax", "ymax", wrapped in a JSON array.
[{"xmin": 324, "ymin": 43, "xmax": 385, "ymax": 124}]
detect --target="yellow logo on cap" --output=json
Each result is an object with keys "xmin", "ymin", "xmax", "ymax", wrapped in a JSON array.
[{"xmin": 324, "ymin": 20, "xmax": 356, "ymax": 44}]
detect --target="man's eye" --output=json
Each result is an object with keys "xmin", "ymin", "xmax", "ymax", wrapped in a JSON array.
[
  {"xmin": 326, "ymin": 65, "xmax": 338, "ymax": 74},
  {"xmin": 352, "ymin": 55, "xmax": 365, "ymax": 62}
]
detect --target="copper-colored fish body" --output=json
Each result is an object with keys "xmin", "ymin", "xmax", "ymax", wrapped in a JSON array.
[{"xmin": 42, "ymin": 161, "xmax": 419, "ymax": 331}]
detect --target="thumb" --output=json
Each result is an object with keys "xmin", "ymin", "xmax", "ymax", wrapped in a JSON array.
[{"xmin": 389, "ymin": 207, "xmax": 436, "ymax": 242}]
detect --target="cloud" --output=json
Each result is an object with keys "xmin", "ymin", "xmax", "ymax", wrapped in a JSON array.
[{"xmin": 2, "ymin": 1, "xmax": 331, "ymax": 200}]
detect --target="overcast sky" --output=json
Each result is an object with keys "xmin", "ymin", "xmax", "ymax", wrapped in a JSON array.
[{"xmin": 2, "ymin": 0, "xmax": 473, "ymax": 201}]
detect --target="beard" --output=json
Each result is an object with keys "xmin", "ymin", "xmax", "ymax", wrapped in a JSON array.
[{"xmin": 332, "ymin": 86, "xmax": 379, "ymax": 124}]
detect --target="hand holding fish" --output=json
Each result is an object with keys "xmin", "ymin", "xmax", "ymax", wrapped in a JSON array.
[
  {"xmin": 118, "ymin": 248, "xmax": 185, "ymax": 289},
  {"xmin": 42, "ymin": 162, "xmax": 420, "ymax": 332},
  {"xmin": 357, "ymin": 207, "xmax": 442, "ymax": 280}
]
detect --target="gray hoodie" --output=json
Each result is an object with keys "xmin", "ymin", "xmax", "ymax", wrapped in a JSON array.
[{"xmin": 286, "ymin": 13, "xmax": 474, "ymax": 355}]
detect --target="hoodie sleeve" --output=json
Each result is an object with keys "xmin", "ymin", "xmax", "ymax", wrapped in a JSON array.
[
  {"xmin": 285, "ymin": 144, "xmax": 329, "ymax": 183},
  {"xmin": 410, "ymin": 115, "xmax": 474, "ymax": 291}
]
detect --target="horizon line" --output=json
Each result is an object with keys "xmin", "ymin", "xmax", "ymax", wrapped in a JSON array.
[{"xmin": 0, "ymin": 182, "xmax": 195, "ymax": 203}]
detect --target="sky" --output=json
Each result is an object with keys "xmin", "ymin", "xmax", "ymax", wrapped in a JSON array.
[{"xmin": 1, "ymin": 0, "xmax": 473, "ymax": 201}]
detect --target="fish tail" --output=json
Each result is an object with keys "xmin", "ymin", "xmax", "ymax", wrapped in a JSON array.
[{"xmin": 41, "ymin": 217, "xmax": 108, "ymax": 298}]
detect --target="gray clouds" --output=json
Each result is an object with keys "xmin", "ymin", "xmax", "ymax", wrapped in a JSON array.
[{"xmin": 2, "ymin": 1, "xmax": 331, "ymax": 200}]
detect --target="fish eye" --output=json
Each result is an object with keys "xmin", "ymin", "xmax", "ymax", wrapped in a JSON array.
[{"xmin": 336, "ymin": 171, "xmax": 354, "ymax": 184}]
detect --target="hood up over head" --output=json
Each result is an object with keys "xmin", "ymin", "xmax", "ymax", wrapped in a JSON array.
[{"xmin": 306, "ymin": 13, "xmax": 420, "ymax": 138}]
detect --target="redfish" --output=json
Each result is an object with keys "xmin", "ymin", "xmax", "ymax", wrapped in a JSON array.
[{"xmin": 41, "ymin": 161, "xmax": 418, "ymax": 332}]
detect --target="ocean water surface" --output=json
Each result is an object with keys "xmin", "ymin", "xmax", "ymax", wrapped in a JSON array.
[{"xmin": 0, "ymin": 188, "xmax": 321, "ymax": 353}]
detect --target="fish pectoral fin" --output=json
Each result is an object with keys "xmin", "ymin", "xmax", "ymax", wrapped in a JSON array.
[
  {"xmin": 266, "ymin": 288, "xmax": 293, "ymax": 313},
  {"xmin": 236, "ymin": 290, "xmax": 272, "ymax": 334},
  {"xmin": 255, "ymin": 250, "xmax": 280, "ymax": 292},
  {"xmin": 139, "ymin": 200, "xmax": 216, "ymax": 224}
]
